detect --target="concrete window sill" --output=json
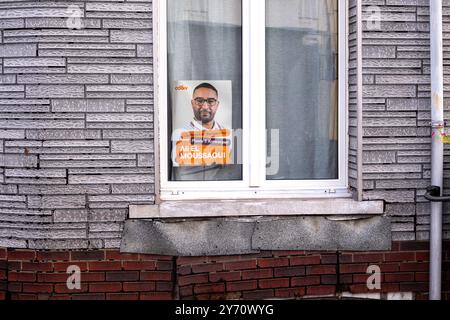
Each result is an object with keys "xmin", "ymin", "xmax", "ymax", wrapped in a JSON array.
[
  {"xmin": 129, "ymin": 198, "xmax": 384, "ymax": 219},
  {"xmin": 123, "ymin": 199, "xmax": 390, "ymax": 255}
]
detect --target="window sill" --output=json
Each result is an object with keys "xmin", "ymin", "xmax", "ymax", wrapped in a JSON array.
[
  {"xmin": 129, "ymin": 197, "xmax": 384, "ymax": 219},
  {"xmin": 158, "ymin": 186, "xmax": 351, "ymax": 201}
]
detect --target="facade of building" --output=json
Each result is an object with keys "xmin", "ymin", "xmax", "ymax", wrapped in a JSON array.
[{"xmin": 0, "ymin": 0, "xmax": 449, "ymax": 300}]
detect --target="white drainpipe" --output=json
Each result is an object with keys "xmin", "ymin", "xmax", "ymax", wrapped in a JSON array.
[{"xmin": 429, "ymin": 0, "xmax": 444, "ymax": 301}]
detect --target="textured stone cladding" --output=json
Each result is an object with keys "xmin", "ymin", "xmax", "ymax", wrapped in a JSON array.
[
  {"xmin": 348, "ymin": 0, "xmax": 359, "ymax": 191},
  {"xmin": 0, "ymin": 0, "xmax": 155, "ymax": 249},
  {"xmin": 359, "ymin": 0, "xmax": 450, "ymax": 241},
  {"xmin": 1, "ymin": 0, "xmax": 450, "ymax": 250}
]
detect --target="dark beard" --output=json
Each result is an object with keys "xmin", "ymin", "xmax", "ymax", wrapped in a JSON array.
[{"xmin": 194, "ymin": 110, "xmax": 213, "ymax": 124}]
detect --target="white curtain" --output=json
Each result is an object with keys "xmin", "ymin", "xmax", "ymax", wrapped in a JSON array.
[
  {"xmin": 168, "ymin": 0, "xmax": 242, "ymax": 181},
  {"xmin": 167, "ymin": 0, "xmax": 339, "ymax": 181},
  {"xmin": 266, "ymin": 0, "xmax": 339, "ymax": 180}
]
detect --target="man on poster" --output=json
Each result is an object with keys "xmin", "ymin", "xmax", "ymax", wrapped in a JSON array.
[
  {"xmin": 186, "ymin": 82, "xmax": 226, "ymax": 131},
  {"xmin": 173, "ymin": 82, "xmax": 232, "ymax": 168}
]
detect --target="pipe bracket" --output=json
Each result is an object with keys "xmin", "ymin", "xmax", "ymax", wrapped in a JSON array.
[
  {"xmin": 425, "ymin": 186, "xmax": 450, "ymax": 202},
  {"xmin": 431, "ymin": 121, "xmax": 445, "ymax": 129}
]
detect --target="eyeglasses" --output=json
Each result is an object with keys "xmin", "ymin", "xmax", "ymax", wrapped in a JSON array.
[{"xmin": 193, "ymin": 97, "xmax": 218, "ymax": 107}]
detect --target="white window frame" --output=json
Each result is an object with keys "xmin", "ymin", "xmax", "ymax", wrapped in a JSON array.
[{"xmin": 154, "ymin": 0, "xmax": 349, "ymax": 201}]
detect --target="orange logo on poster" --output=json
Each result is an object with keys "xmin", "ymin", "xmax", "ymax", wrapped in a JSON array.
[{"xmin": 175, "ymin": 85, "xmax": 189, "ymax": 91}]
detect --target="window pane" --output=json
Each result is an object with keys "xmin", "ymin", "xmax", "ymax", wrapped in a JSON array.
[
  {"xmin": 266, "ymin": 0, "xmax": 339, "ymax": 180},
  {"xmin": 167, "ymin": 0, "xmax": 243, "ymax": 182}
]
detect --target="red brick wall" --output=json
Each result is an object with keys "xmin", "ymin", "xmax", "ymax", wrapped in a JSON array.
[
  {"xmin": 3, "ymin": 249, "xmax": 174, "ymax": 300},
  {"xmin": 0, "ymin": 241, "xmax": 449, "ymax": 300},
  {"xmin": 0, "ymin": 248, "xmax": 6, "ymax": 300},
  {"xmin": 177, "ymin": 241, "xmax": 450, "ymax": 300}
]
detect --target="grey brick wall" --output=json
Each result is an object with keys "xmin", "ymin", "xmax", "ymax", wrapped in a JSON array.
[
  {"xmin": 0, "ymin": 0, "xmax": 154, "ymax": 249},
  {"xmin": 360, "ymin": 0, "xmax": 450, "ymax": 241},
  {"xmin": 1, "ymin": 0, "xmax": 449, "ymax": 250},
  {"xmin": 348, "ymin": 0, "xmax": 359, "ymax": 192}
]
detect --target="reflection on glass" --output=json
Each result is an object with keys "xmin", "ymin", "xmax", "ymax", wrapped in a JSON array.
[
  {"xmin": 266, "ymin": 0, "xmax": 339, "ymax": 180},
  {"xmin": 167, "ymin": 0, "xmax": 243, "ymax": 182}
]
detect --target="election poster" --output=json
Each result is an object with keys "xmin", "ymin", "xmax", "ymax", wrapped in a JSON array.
[{"xmin": 171, "ymin": 80, "xmax": 233, "ymax": 167}]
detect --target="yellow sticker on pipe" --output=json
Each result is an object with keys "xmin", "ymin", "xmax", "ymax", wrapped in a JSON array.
[{"xmin": 434, "ymin": 128, "xmax": 450, "ymax": 144}]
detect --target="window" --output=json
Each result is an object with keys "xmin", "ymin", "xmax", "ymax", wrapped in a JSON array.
[{"xmin": 155, "ymin": 0, "xmax": 347, "ymax": 200}]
